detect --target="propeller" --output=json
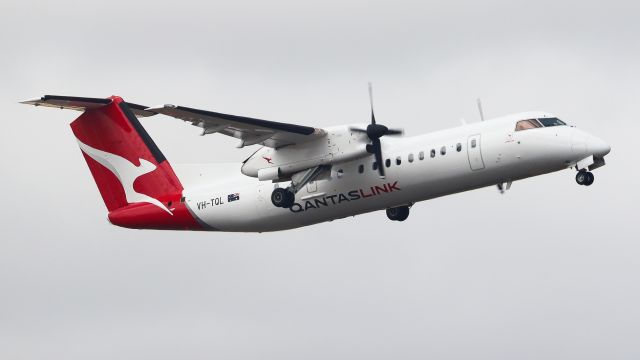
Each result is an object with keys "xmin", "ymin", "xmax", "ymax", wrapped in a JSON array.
[{"xmin": 350, "ymin": 83, "xmax": 403, "ymax": 178}]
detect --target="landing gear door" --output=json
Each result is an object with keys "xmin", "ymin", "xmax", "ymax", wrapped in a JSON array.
[{"xmin": 467, "ymin": 134, "xmax": 485, "ymax": 171}]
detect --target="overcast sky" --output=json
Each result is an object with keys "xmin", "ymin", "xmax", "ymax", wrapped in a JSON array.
[{"xmin": 1, "ymin": 0, "xmax": 639, "ymax": 359}]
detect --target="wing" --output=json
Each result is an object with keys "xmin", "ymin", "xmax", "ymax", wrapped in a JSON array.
[{"xmin": 146, "ymin": 104, "xmax": 326, "ymax": 148}]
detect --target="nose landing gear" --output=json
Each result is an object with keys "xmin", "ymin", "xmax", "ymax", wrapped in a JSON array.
[{"xmin": 575, "ymin": 170, "xmax": 594, "ymax": 186}]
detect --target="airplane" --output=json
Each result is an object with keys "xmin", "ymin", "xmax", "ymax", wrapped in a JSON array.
[{"xmin": 21, "ymin": 90, "xmax": 610, "ymax": 232}]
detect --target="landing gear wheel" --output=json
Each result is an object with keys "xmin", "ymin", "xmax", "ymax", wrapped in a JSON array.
[
  {"xmin": 575, "ymin": 171, "xmax": 588, "ymax": 185},
  {"xmin": 576, "ymin": 171, "xmax": 595, "ymax": 186},
  {"xmin": 386, "ymin": 206, "xmax": 410, "ymax": 221},
  {"xmin": 585, "ymin": 172, "xmax": 594, "ymax": 186},
  {"xmin": 271, "ymin": 188, "xmax": 295, "ymax": 208}
]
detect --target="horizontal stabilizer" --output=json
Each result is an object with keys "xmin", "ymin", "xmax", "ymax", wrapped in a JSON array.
[{"xmin": 21, "ymin": 95, "xmax": 156, "ymax": 117}]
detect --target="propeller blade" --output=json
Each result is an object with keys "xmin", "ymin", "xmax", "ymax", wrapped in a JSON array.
[
  {"xmin": 372, "ymin": 137, "xmax": 385, "ymax": 178},
  {"xmin": 385, "ymin": 128, "xmax": 404, "ymax": 136},
  {"xmin": 349, "ymin": 127, "xmax": 368, "ymax": 133},
  {"xmin": 368, "ymin": 82, "xmax": 376, "ymax": 125}
]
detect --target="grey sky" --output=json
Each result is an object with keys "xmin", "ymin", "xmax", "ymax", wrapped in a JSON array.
[{"xmin": 1, "ymin": 0, "xmax": 639, "ymax": 359}]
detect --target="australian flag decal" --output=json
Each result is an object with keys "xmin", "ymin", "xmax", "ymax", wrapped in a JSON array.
[{"xmin": 227, "ymin": 193, "xmax": 240, "ymax": 202}]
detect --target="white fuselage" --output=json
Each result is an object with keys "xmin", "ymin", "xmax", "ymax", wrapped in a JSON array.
[{"xmin": 175, "ymin": 112, "xmax": 609, "ymax": 232}]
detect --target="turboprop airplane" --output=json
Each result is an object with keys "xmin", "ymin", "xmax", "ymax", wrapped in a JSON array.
[{"xmin": 22, "ymin": 91, "xmax": 610, "ymax": 232}]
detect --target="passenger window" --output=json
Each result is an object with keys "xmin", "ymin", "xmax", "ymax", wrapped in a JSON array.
[
  {"xmin": 396, "ymin": 156, "xmax": 401, "ymax": 165},
  {"xmin": 440, "ymin": 146, "xmax": 446, "ymax": 155},
  {"xmin": 430, "ymin": 149, "xmax": 436, "ymax": 158},
  {"xmin": 515, "ymin": 119, "xmax": 542, "ymax": 131},
  {"xmin": 471, "ymin": 139, "xmax": 476, "ymax": 148},
  {"xmin": 456, "ymin": 143, "xmax": 462, "ymax": 152},
  {"xmin": 385, "ymin": 159, "xmax": 391, "ymax": 168},
  {"xmin": 419, "ymin": 151, "xmax": 424, "ymax": 160},
  {"xmin": 408, "ymin": 153, "xmax": 414, "ymax": 163},
  {"xmin": 358, "ymin": 164, "xmax": 364, "ymax": 173},
  {"xmin": 373, "ymin": 162, "xmax": 378, "ymax": 171}
]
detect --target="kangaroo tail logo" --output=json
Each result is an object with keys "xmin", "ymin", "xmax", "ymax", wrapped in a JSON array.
[{"xmin": 76, "ymin": 139, "xmax": 173, "ymax": 215}]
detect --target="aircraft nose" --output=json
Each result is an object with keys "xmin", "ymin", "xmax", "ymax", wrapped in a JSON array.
[{"xmin": 587, "ymin": 135, "xmax": 611, "ymax": 157}]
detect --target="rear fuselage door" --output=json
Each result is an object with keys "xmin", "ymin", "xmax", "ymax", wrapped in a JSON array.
[{"xmin": 467, "ymin": 134, "xmax": 485, "ymax": 170}]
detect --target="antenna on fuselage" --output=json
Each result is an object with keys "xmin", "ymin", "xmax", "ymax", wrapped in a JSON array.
[{"xmin": 476, "ymin": 98, "xmax": 485, "ymax": 121}]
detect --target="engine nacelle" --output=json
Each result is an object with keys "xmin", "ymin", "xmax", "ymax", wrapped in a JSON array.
[
  {"xmin": 241, "ymin": 125, "xmax": 370, "ymax": 180},
  {"xmin": 257, "ymin": 166, "xmax": 280, "ymax": 181}
]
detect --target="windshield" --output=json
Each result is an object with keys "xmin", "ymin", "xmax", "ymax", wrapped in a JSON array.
[
  {"xmin": 538, "ymin": 117, "xmax": 566, "ymax": 127},
  {"xmin": 515, "ymin": 119, "xmax": 542, "ymax": 131}
]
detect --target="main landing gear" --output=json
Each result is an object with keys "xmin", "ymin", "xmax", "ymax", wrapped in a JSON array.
[
  {"xmin": 575, "ymin": 170, "xmax": 595, "ymax": 186},
  {"xmin": 271, "ymin": 187, "xmax": 296, "ymax": 208},
  {"xmin": 386, "ymin": 205, "xmax": 410, "ymax": 221},
  {"xmin": 270, "ymin": 165, "xmax": 330, "ymax": 208}
]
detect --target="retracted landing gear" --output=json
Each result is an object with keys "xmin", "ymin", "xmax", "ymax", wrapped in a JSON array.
[
  {"xmin": 271, "ymin": 187, "xmax": 296, "ymax": 208},
  {"xmin": 575, "ymin": 170, "xmax": 595, "ymax": 186},
  {"xmin": 386, "ymin": 205, "xmax": 410, "ymax": 221}
]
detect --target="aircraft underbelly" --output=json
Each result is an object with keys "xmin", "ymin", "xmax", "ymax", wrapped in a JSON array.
[{"xmin": 181, "ymin": 163, "xmax": 493, "ymax": 232}]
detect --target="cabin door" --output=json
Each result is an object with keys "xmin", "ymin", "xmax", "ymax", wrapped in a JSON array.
[{"xmin": 467, "ymin": 134, "xmax": 485, "ymax": 171}]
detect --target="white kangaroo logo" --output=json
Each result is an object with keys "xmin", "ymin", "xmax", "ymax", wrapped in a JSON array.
[{"xmin": 77, "ymin": 139, "xmax": 173, "ymax": 215}]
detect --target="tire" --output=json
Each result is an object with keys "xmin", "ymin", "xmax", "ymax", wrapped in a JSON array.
[
  {"xmin": 575, "ymin": 171, "xmax": 587, "ymax": 185},
  {"xmin": 285, "ymin": 190, "xmax": 296, "ymax": 206},
  {"xmin": 386, "ymin": 207, "xmax": 399, "ymax": 220},
  {"xmin": 271, "ymin": 188, "xmax": 294, "ymax": 208},
  {"xmin": 386, "ymin": 206, "xmax": 410, "ymax": 221},
  {"xmin": 585, "ymin": 172, "xmax": 594, "ymax": 186},
  {"xmin": 396, "ymin": 207, "xmax": 410, "ymax": 221}
]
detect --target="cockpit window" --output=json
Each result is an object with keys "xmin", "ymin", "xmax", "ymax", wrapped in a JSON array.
[
  {"xmin": 515, "ymin": 119, "xmax": 542, "ymax": 131},
  {"xmin": 538, "ymin": 117, "xmax": 566, "ymax": 127}
]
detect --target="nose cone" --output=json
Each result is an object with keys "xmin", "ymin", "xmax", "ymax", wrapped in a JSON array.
[{"xmin": 588, "ymin": 135, "xmax": 611, "ymax": 158}]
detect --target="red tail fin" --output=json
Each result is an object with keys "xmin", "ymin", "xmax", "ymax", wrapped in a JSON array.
[
  {"xmin": 23, "ymin": 95, "xmax": 201, "ymax": 230},
  {"xmin": 70, "ymin": 96, "xmax": 182, "ymax": 213},
  {"xmin": 22, "ymin": 95, "xmax": 201, "ymax": 229}
]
